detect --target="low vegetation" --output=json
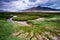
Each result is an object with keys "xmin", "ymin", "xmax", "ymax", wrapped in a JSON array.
[
  {"xmin": 12, "ymin": 15, "xmax": 40, "ymax": 21},
  {"xmin": 0, "ymin": 12, "xmax": 60, "ymax": 40},
  {"xmin": 15, "ymin": 17, "xmax": 60, "ymax": 40},
  {"xmin": 0, "ymin": 20, "xmax": 14, "ymax": 40}
]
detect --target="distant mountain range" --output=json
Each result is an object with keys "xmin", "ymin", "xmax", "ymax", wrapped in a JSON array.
[
  {"xmin": 0, "ymin": 6, "xmax": 60, "ymax": 12},
  {"xmin": 23, "ymin": 6, "xmax": 60, "ymax": 11}
]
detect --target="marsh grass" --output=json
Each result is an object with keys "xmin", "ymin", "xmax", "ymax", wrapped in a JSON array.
[{"xmin": 0, "ymin": 13, "xmax": 60, "ymax": 40}]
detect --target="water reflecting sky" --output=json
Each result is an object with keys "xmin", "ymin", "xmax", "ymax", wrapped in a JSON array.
[{"xmin": 0, "ymin": 0, "xmax": 60, "ymax": 12}]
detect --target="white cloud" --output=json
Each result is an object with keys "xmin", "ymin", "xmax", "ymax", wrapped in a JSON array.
[
  {"xmin": 1, "ymin": 1, "xmax": 32, "ymax": 11},
  {"xmin": 0, "ymin": 0, "xmax": 60, "ymax": 12},
  {"xmin": 40, "ymin": 0, "xmax": 60, "ymax": 10},
  {"xmin": 0, "ymin": 0, "xmax": 49, "ymax": 12}
]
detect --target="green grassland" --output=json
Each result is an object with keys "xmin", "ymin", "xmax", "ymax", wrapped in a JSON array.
[{"xmin": 0, "ymin": 12, "xmax": 60, "ymax": 40}]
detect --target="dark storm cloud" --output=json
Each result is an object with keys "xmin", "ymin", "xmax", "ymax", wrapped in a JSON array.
[{"xmin": 0, "ymin": 0, "xmax": 60, "ymax": 12}]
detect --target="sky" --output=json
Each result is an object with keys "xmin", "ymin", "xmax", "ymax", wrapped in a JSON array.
[{"xmin": 0, "ymin": 0, "xmax": 60, "ymax": 12}]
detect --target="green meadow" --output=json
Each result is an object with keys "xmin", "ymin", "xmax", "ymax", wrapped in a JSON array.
[{"xmin": 0, "ymin": 12, "xmax": 60, "ymax": 40}]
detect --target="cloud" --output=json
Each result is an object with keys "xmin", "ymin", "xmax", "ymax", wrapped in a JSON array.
[
  {"xmin": 40, "ymin": 0, "xmax": 60, "ymax": 9},
  {"xmin": 0, "ymin": 0, "xmax": 60, "ymax": 12}
]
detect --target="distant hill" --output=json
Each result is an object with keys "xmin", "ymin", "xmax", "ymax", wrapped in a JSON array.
[
  {"xmin": 0, "ymin": 6, "xmax": 60, "ymax": 12},
  {"xmin": 23, "ymin": 6, "xmax": 60, "ymax": 11}
]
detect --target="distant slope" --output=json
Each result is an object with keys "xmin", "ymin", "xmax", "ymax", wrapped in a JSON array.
[{"xmin": 23, "ymin": 6, "xmax": 60, "ymax": 11}]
